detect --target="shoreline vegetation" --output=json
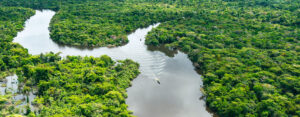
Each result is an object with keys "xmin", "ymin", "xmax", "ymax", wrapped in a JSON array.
[
  {"xmin": 0, "ymin": 6, "xmax": 140, "ymax": 117},
  {"xmin": 17, "ymin": 54, "xmax": 140, "ymax": 116},
  {"xmin": 0, "ymin": 0, "xmax": 299, "ymax": 116},
  {"xmin": 145, "ymin": 1, "xmax": 299, "ymax": 116}
]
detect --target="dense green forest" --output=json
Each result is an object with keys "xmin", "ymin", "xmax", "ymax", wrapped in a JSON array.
[
  {"xmin": 49, "ymin": 2, "xmax": 191, "ymax": 47},
  {"xmin": 0, "ymin": 7, "xmax": 35, "ymax": 78},
  {"xmin": 1, "ymin": 53, "xmax": 140, "ymax": 116},
  {"xmin": 0, "ymin": 7, "xmax": 34, "ymax": 116},
  {"xmin": 0, "ymin": 4, "xmax": 139, "ymax": 117},
  {"xmin": 145, "ymin": 1, "xmax": 300, "ymax": 117},
  {"xmin": 0, "ymin": 0, "xmax": 299, "ymax": 116},
  {"xmin": 1, "ymin": 0, "xmax": 195, "ymax": 47},
  {"xmin": 16, "ymin": 54, "xmax": 139, "ymax": 116}
]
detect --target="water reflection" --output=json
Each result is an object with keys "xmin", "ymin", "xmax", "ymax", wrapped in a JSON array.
[
  {"xmin": 12, "ymin": 10, "xmax": 213, "ymax": 117},
  {"xmin": 0, "ymin": 75, "xmax": 37, "ymax": 113},
  {"xmin": 0, "ymin": 75, "xmax": 18, "ymax": 95},
  {"xmin": 147, "ymin": 45, "xmax": 178, "ymax": 57}
]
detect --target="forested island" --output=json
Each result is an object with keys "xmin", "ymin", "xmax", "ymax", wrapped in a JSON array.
[{"xmin": 0, "ymin": 0, "xmax": 299, "ymax": 117}]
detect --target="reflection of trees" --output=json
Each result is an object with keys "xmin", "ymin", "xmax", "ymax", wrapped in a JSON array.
[{"xmin": 147, "ymin": 45, "xmax": 178, "ymax": 57}]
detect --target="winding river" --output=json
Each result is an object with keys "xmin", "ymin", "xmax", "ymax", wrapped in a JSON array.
[{"xmin": 11, "ymin": 10, "xmax": 213, "ymax": 117}]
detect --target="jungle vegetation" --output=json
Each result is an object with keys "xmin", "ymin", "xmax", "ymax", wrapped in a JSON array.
[
  {"xmin": 145, "ymin": 0, "xmax": 300, "ymax": 117},
  {"xmin": 0, "ymin": 0, "xmax": 299, "ymax": 116},
  {"xmin": 0, "ymin": 6, "xmax": 35, "ymax": 116},
  {"xmin": 1, "ymin": 0, "xmax": 195, "ymax": 47},
  {"xmin": 16, "ymin": 54, "xmax": 139, "ymax": 116},
  {"xmin": 0, "ymin": 4, "xmax": 139, "ymax": 117},
  {"xmin": 0, "ymin": 7, "xmax": 35, "ymax": 80}
]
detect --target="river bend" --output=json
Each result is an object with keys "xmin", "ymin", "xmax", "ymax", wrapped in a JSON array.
[{"xmin": 11, "ymin": 10, "xmax": 213, "ymax": 117}]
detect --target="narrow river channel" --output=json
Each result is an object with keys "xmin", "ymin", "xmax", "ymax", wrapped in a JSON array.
[{"xmin": 11, "ymin": 10, "xmax": 213, "ymax": 117}]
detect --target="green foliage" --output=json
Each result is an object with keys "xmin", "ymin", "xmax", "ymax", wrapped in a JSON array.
[
  {"xmin": 145, "ymin": 0, "xmax": 299, "ymax": 116},
  {"xmin": 0, "ymin": 6, "xmax": 140, "ymax": 116},
  {"xmin": 0, "ymin": 0, "xmax": 299, "ymax": 116},
  {"xmin": 48, "ymin": 1, "xmax": 195, "ymax": 47},
  {"xmin": 1, "ymin": 0, "xmax": 195, "ymax": 47},
  {"xmin": 0, "ymin": 95, "xmax": 25, "ymax": 117},
  {"xmin": 17, "ymin": 55, "xmax": 139, "ymax": 116},
  {"xmin": 0, "ymin": 7, "xmax": 36, "ymax": 116},
  {"xmin": 0, "ymin": 7, "xmax": 35, "ymax": 77}
]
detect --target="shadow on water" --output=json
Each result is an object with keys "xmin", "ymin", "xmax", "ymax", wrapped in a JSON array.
[
  {"xmin": 11, "ymin": 9, "xmax": 215, "ymax": 117},
  {"xmin": 147, "ymin": 45, "xmax": 178, "ymax": 57}
]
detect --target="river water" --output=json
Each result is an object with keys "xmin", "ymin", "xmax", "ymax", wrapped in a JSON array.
[{"xmin": 11, "ymin": 10, "xmax": 213, "ymax": 117}]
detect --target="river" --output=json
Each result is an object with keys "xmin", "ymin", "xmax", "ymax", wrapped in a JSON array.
[{"xmin": 11, "ymin": 10, "xmax": 213, "ymax": 117}]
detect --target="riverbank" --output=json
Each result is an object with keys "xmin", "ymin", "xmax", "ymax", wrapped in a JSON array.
[{"xmin": 12, "ymin": 10, "xmax": 214, "ymax": 117}]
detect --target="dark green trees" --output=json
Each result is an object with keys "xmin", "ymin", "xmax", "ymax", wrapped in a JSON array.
[
  {"xmin": 17, "ymin": 55, "xmax": 139, "ymax": 116},
  {"xmin": 145, "ymin": 0, "xmax": 299, "ymax": 116},
  {"xmin": 0, "ymin": 0, "xmax": 299, "ymax": 116}
]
